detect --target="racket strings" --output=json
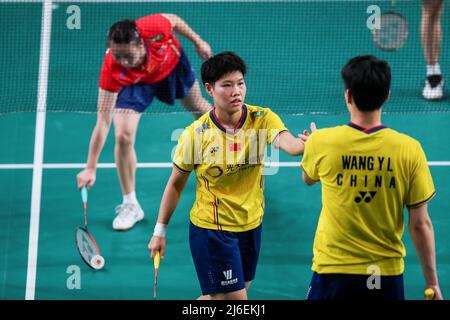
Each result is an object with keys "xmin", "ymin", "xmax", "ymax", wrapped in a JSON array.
[{"xmin": 373, "ymin": 13, "xmax": 408, "ymax": 51}]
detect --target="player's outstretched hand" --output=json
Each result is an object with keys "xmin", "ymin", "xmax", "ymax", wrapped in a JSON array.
[
  {"xmin": 196, "ymin": 39, "xmax": 212, "ymax": 61},
  {"xmin": 77, "ymin": 168, "xmax": 96, "ymax": 190},
  {"xmin": 299, "ymin": 122, "xmax": 317, "ymax": 142}
]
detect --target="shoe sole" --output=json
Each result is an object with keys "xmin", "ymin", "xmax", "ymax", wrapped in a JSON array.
[
  {"xmin": 423, "ymin": 89, "xmax": 444, "ymax": 101},
  {"xmin": 423, "ymin": 94, "xmax": 444, "ymax": 101}
]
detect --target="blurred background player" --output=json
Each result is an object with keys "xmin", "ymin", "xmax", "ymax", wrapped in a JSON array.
[
  {"xmin": 76, "ymin": 14, "xmax": 213, "ymax": 231},
  {"xmin": 422, "ymin": 0, "xmax": 444, "ymax": 100},
  {"xmin": 148, "ymin": 52, "xmax": 312, "ymax": 300},
  {"xmin": 302, "ymin": 55, "xmax": 443, "ymax": 300}
]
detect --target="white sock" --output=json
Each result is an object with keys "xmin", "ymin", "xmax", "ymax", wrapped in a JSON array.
[
  {"xmin": 427, "ymin": 64, "xmax": 441, "ymax": 76},
  {"xmin": 123, "ymin": 191, "xmax": 138, "ymax": 205}
]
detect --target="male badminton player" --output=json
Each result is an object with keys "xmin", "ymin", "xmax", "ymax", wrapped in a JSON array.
[{"xmin": 302, "ymin": 55, "xmax": 443, "ymax": 300}]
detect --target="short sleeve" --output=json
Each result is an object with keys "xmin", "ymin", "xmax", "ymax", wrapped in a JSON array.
[
  {"xmin": 136, "ymin": 14, "xmax": 172, "ymax": 41},
  {"xmin": 172, "ymin": 127, "xmax": 195, "ymax": 173},
  {"xmin": 264, "ymin": 109, "xmax": 288, "ymax": 144},
  {"xmin": 406, "ymin": 143, "xmax": 436, "ymax": 208},
  {"xmin": 301, "ymin": 133, "xmax": 320, "ymax": 181}
]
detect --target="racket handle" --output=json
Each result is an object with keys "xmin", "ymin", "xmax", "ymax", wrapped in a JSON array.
[
  {"xmin": 81, "ymin": 185, "xmax": 88, "ymax": 203},
  {"xmin": 424, "ymin": 288, "xmax": 435, "ymax": 300},
  {"xmin": 154, "ymin": 251, "xmax": 160, "ymax": 269}
]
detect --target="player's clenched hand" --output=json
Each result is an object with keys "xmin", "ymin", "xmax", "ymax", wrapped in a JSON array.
[
  {"xmin": 149, "ymin": 236, "xmax": 166, "ymax": 259},
  {"xmin": 195, "ymin": 39, "xmax": 212, "ymax": 60},
  {"xmin": 426, "ymin": 286, "xmax": 444, "ymax": 300},
  {"xmin": 299, "ymin": 122, "xmax": 317, "ymax": 142},
  {"xmin": 77, "ymin": 168, "xmax": 96, "ymax": 190}
]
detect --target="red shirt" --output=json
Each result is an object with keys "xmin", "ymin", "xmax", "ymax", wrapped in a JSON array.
[{"xmin": 99, "ymin": 14, "xmax": 182, "ymax": 92}]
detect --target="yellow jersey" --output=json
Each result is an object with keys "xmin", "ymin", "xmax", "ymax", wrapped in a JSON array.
[
  {"xmin": 173, "ymin": 104, "xmax": 288, "ymax": 232},
  {"xmin": 301, "ymin": 123, "xmax": 435, "ymax": 275}
]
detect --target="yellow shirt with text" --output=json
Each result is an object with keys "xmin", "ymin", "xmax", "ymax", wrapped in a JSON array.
[{"xmin": 301, "ymin": 124, "xmax": 435, "ymax": 275}]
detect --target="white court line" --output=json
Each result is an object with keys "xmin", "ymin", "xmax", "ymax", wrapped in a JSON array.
[
  {"xmin": 1, "ymin": 161, "xmax": 449, "ymax": 169},
  {"xmin": 25, "ymin": 0, "xmax": 52, "ymax": 301}
]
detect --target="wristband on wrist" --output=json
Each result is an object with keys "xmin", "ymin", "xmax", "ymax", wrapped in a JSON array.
[{"xmin": 153, "ymin": 222, "xmax": 168, "ymax": 238}]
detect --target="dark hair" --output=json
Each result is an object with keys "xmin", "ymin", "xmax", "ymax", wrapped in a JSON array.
[
  {"xmin": 201, "ymin": 51, "xmax": 247, "ymax": 85},
  {"xmin": 341, "ymin": 55, "xmax": 391, "ymax": 112},
  {"xmin": 107, "ymin": 19, "xmax": 141, "ymax": 45}
]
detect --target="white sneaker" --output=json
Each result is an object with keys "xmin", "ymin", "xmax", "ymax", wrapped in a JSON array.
[
  {"xmin": 113, "ymin": 203, "xmax": 144, "ymax": 231},
  {"xmin": 423, "ymin": 75, "xmax": 444, "ymax": 100}
]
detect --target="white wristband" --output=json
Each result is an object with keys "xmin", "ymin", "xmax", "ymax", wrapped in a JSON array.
[{"xmin": 153, "ymin": 222, "xmax": 168, "ymax": 238}]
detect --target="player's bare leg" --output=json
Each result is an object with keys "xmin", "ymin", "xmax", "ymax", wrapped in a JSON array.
[
  {"xmin": 421, "ymin": 0, "xmax": 444, "ymax": 100},
  {"xmin": 114, "ymin": 110, "xmax": 142, "ymax": 194},
  {"xmin": 112, "ymin": 110, "xmax": 144, "ymax": 230},
  {"xmin": 422, "ymin": 0, "xmax": 443, "ymax": 65}
]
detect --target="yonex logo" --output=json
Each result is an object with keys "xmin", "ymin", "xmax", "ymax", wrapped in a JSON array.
[
  {"xmin": 355, "ymin": 191, "xmax": 377, "ymax": 203},
  {"xmin": 223, "ymin": 269, "xmax": 233, "ymax": 280},
  {"xmin": 210, "ymin": 146, "xmax": 219, "ymax": 154}
]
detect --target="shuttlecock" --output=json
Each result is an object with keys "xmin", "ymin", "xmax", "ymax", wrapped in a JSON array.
[{"xmin": 90, "ymin": 255, "xmax": 105, "ymax": 270}]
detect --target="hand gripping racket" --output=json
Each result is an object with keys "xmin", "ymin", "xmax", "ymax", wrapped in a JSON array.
[{"xmin": 425, "ymin": 288, "xmax": 435, "ymax": 300}]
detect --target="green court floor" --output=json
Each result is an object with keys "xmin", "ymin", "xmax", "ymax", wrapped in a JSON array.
[
  {"xmin": 0, "ymin": 1, "xmax": 449, "ymax": 300},
  {"xmin": 1, "ymin": 112, "xmax": 449, "ymax": 300}
]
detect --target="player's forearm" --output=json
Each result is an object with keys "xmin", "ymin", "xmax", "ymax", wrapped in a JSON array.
[
  {"xmin": 168, "ymin": 14, "xmax": 203, "ymax": 45},
  {"xmin": 85, "ymin": 122, "xmax": 111, "ymax": 169},
  {"xmin": 157, "ymin": 183, "xmax": 183, "ymax": 225},
  {"xmin": 283, "ymin": 138, "xmax": 305, "ymax": 156},
  {"xmin": 86, "ymin": 88, "xmax": 116, "ymax": 169},
  {"xmin": 409, "ymin": 219, "xmax": 439, "ymax": 287},
  {"xmin": 276, "ymin": 132, "xmax": 305, "ymax": 156},
  {"xmin": 302, "ymin": 170, "xmax": 317, "ymax": 186}
]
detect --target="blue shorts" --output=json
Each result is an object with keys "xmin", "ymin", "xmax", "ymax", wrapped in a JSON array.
[
  {"xmin": 306, "ymin": 272, "xmax": 404, "ymax": 300},
  {"xmin": 189, "ymin": 222, "xmax": 262, "ymax": 295},
  {"xmin": 115, "ymin": 49, "xmax": 196, "ymax": 113}
]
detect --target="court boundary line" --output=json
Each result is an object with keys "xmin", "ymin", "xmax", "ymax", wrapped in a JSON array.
[
  {"xmin": 1, "ymin": 161, "xmax": 450, "ymax": 170},
  {"xmin": 25, "ymin": 0, "xmax": 52, "ymax": 301}
]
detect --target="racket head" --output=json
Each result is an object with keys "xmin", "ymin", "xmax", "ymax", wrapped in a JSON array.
[
  {"xmin": 75, "ymin": 226, "xmax": 103, "ymax": 269},
  {"xmin": 372, "ymin": 12, "xmax": 409, "ymax": 51}
]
